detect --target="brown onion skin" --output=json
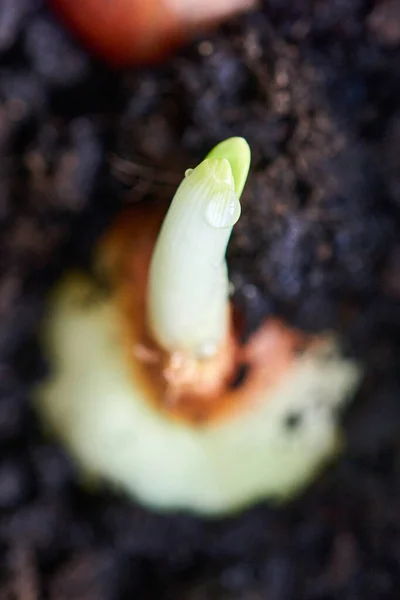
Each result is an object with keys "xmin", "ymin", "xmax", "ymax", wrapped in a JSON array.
[{"xmin": 48, "ymin": 0, "xmax": 190, "ymax": 66}]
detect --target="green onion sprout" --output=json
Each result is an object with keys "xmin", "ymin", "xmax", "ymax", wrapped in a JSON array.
[{"xmin": 148, "ymin": 137, "xmax": 250, "ymax": 357}]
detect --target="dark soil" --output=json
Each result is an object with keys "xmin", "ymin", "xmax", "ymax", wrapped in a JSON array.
[{"xmin": 1, "ymin": 0, "xmax": 400, "ymax": 598}]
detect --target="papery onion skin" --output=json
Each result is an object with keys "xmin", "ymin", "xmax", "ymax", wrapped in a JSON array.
[{"xmin": 48, "ymin": 0, "xmax": 256, "ymax": 66}]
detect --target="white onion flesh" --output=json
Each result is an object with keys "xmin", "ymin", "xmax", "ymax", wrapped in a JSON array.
[{"xmin": 35, "ymin": 274, "xmax": 361, "ymax": 516}]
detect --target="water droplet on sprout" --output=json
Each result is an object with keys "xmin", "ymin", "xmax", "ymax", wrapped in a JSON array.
[
  {"xmin": 198, "ymin": 341, "xmax": 218, "ymax": 359},
  {"xmin": 205, "ymin": 190, "xmax": 241, "ymax": 229}
]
